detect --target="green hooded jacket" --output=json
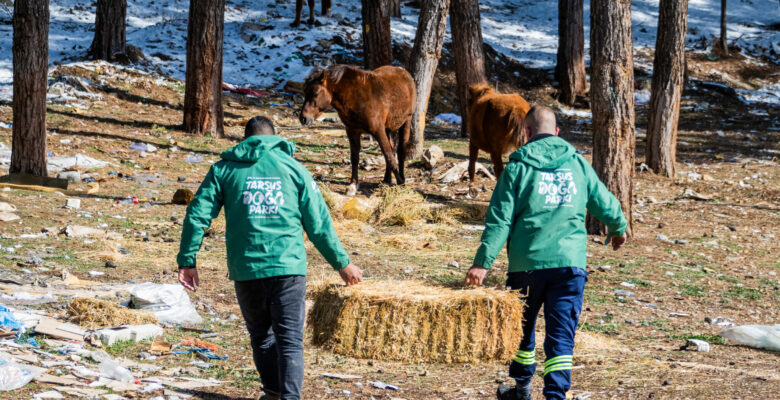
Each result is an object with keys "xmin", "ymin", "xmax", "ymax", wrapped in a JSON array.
[
  {"xmin": 177, "ymin": 135, "xmax": 350, "ymax": 281},
  {"xmin": 473, "ymin": 135, "xmax": 627, "ymax": 272}
]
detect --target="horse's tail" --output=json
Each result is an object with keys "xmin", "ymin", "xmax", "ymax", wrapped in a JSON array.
[{"xmin": 508, "ymin": 106, "xmax": 527, "ymax": 149}]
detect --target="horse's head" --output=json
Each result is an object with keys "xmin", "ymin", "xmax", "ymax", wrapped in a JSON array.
[{"xmin": 299, "ymin": 67, "xmax": 333, "ymax": 126}]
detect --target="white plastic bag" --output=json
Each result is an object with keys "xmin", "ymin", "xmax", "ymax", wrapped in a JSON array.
[
  {"xmin": 0, "ymin": 353, "xmax": 42, "ymax": 391},
  {"xmin": 720, "ymin": 324, "xmax": 780, "ymax": 351},
  {"xmin": 130, "ymin": 283, "xmax": 203, "ymax": 327}
]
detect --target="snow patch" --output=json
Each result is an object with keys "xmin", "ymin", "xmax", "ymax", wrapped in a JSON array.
[{"xmin": 433, "ymin": 113, "xmax": 462, "ymax": 125}]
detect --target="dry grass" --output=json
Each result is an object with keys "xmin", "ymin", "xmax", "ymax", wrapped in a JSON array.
[
  {"xmin": 318, "ymin": 182, "xmax": 343, "ymax": 220},
  {"xmin": 67, "ymin": 297, "xmax": 158, "ymax": 328},
  {"xmin": 430, "ymin": 202, "xmax": 488, "ymax": 225},
  {"xmin": 381, "ymin": 231, "xmax": 438, "ymax": 250},
  {"xmin": 372, "ymin": 186, "xmax": 430, "ymax": 226},
  {"xmin": 308, "ymin": 280, "xmax": 524, "ymax": 363},
  {"xmin": 77, "ymin": 240, "xmax": 124, "ymax": 263}
]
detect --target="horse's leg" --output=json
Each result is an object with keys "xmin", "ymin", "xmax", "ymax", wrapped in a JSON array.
[
  {"xmin": 397, "ymin": 121, "xmax": 411, "ymax": 185},
  {"xmin": 381, "ymin": 129, "xmax": 396, "ymax": 184},
  {"xmin": 468, "ymin": 142, "xmax": 479, "ymax": 188},
  {"xmin": 322, "ymin": 0, "xmax": 332, "ymax": 16},
  {"xmin": 375, "ymin": 128, "xmax": 400, "ymax": 185},
  {"xmin": 491, "ymin": 152, "xmax": 505, "ymax": 180},
  {"xmin": 347, "ymin": 131, "xmax": 361, "ymax": 196},
  {"xmin": 306, "ymin": 0, "xmax": 316, "ymax": 25},
  {"xmin": 291, "ymin": 0, "xmax": 303, "ymax": 27}
]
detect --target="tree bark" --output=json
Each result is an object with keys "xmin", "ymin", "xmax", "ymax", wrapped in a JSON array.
[
  {"xmin": 720, "ymin": 0, "xmax": 728, "ymax": 56},
  {"xmin": 450, "ymin": 0, "xmax": 487, "ymax": 138},
  {"xmin": 556, "ymin": 0, "xmax": 587, "ymax": 105},
  {"xmin": 11, "ymin": 0, "xmax": 49, "ymax": 177},
  {"xmin": 389, "ymin": 0, "xmax": 401, "ymax": 18},
  {"xmin": 184, "ymin": 0, "xmax": 225, "ymax": 137},
  {"xmin": 587, "ymin": 0, "xmax": 635, "ymax": 236},
  {"xmin": 361, "ymin": 0, "xmax": 392, "ymax": 70},
  {"xmin": 407, "ymin": 0, "xmax": 450, "ymax": 159},
  {"xmin": 89, "ymin": 0, "xmax": 126, "ymax": 61},
  {"xmin": 646, "ymin": 0, "xmax": 688, "ymax": 178}
]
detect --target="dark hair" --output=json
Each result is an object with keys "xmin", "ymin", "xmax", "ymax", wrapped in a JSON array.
[{"xmin": 244, "ymin": 116, "xmax": 275, "ymax": 138}]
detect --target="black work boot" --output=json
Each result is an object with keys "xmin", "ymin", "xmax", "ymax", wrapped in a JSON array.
[
  {"xmin": 497, "ymin": 382, "xmax": 533, "ymax": 400},
  {"xmin": 497, "ymin": 384, "xmax": 516, "ymax": 400},
  {"xmin": 515, "ymin": 381, "xmax": 532, "ymax": 400}
]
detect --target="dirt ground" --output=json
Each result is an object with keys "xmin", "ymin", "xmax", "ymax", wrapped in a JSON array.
[{"xmin": 0, "ymin": 50, "xmax": 777, "ymax": 399}]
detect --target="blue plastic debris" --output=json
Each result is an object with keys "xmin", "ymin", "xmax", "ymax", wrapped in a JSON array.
[
  {"xmin": 0, "ymin": 305, "xmax": 23, "ymax": 331},
  {"xmin": 172, "ymin": 346, "xmax": 227, "ymax": 360}
]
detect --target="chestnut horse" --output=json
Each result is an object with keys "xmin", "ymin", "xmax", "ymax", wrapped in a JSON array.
[
  {"xmin": 467, "ymin": 83, "xmax": 531, "ymax": 188},
  {"xmin": 299, "ymin": 65, "xmax": 416, "ymax": 195}
]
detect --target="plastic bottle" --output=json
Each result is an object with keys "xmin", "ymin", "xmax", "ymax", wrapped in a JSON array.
[{"xmin": 99, "ymin": 359, "xmax": 134, "ymax": 383}]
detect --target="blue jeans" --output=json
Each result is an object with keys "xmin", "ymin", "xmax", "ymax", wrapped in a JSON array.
[
  {"xmin": 507, "ymin": 267, "xmax": 587, "ymax": 400},
  {"xmin": 235, "ymin": 275, "xmax": 306, "ymax": 400}
]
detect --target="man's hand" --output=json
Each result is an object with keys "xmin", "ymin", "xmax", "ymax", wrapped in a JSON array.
[
  {"xmin": 465, "ymin": 266, "xmax": 488, "ymax": 286},
  {"xmin": 178, "ymin": 268, "xmax": 200, "ymax": 291},
  {"xmin": 339, "ymin": 263, "xmax": 363, "ymax": 286},
  {"xmin": 611, "ymin": 233, "xmax": 627, "ymax": 251}
]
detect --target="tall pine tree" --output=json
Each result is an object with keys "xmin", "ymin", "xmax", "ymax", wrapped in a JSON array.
[
  {"xmin": 183, "ymin": 0, "xmax": 225, "ymax": 136},
  {"xmin": 588, "ymin": 0, "xmax": 635, "ymax": 236}
]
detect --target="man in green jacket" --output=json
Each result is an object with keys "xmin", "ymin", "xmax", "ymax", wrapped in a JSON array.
[
  {"xmin": 177, "ymin": 116, "xmax": 362, "ymax": 400},
  {"xmin": 465, "ymin": 106, "xmax": 627, "ymax": 400}
]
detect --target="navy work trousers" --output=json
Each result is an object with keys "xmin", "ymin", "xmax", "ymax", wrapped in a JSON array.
[
  {"xmin": 235, "ymin": 275, "xmax": 306, "ymax": 400},
  {"xmin": 507, "ymin": 267, "xmax": 587, "ymax": 400}
]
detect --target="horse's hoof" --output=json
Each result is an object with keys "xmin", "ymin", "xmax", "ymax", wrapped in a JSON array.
[
  {"xmin": 290, "ymin": 21, "xmax": 300, "ymax": 28},
  {"xmin": 307, "ymin": 19, "xmax": 316, "ymax": 26},
  {"xmin": 467, "ymin": 186, "xmax": 478, "ymax": 199},
  {"xmin": 346, "ymin": 184, "xmax": 358, "ymax": 197}
]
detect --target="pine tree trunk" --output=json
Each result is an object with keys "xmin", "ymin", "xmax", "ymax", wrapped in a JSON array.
[
  {"xmin": 587, "ymin": 0, "xmax": 635, "ymax": 236},
  {"xmin": 361, "ymin": 0, "xmax": 392, "ymax": 70},
  {"xmin": 407, "ymin": 0, "xmax": 450, "ymax": 159},
  {"xmin": 389, "ymin": 0, "xmax": 401, "ymax": 18},
  {"xmin": 11, "ymin": 0, "xmax": 49, "ymax": 177},
  {"xmin": 720, "ymin": 0, "xmax": 728, "ymax": 56},
  {"xmin": 556, "ymin": 0, "xmax": 587, "ymax": 105},
  {"xmin": 451, "ymin": 0, "xmax": 486, "ymax": 138},
  {"xmin": 184, "ymin": 0, "xmax": 225, "ymax": 137},
  {"xmin": 646, "ymin": 0, "xmax": 688, "ymax": 178},
  {"xmin": 89, "ymin": 0, "xmax": 126, "ymax": 61}
]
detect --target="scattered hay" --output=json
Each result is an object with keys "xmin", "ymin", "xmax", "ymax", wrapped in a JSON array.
[
  {"xmin": 318, "ymin": 182, "xmax": 343, "ymax": 219},
  {"xmin": 372, "ymin": 186, "xmax": 430, "ymax": 226},
  {"xmin": 308, "ymin": 280, "xmax": 524, "ymax": 363},
  {"xmin": 67, "ymin": 297, "xmax": 158, "ymax": 328},
  {"xmin": 381, "ymin": 231, "xmax": 437, "ymax": 250},
  {"xmin": 78, "ymin": 240, "xmax": 124, "ymax": 263},
  {"xmin": 430, "ymin": 202, "xmax": 488, "ymax": 225}
]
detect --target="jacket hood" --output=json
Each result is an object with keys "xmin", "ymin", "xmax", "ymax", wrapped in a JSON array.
[
  {"xmin": 220, "ymin": 135, "xmax": 296, "ymax": 163},
  {"xmin": 509, "ymin": 136, "xmax": 576, "ymax": 169}
]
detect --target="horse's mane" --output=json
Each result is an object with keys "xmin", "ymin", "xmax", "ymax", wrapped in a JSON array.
[{"xmin": 304, "ymin": 64, "xmax": 365, "ymax": 88}]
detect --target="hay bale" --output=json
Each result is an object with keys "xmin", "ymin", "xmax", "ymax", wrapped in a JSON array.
[
  {"xmin": 308, "ymin": 280, "xmax": 524, "ymax": 363},
  {"xmin": 67, "ymin": 297, "xmax": 158, "ymax": 328},
  {"xmin": 372, "ymin": 186, "xmax": 430, "ymax": 226}
]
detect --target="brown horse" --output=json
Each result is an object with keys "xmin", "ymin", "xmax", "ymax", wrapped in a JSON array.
[
  {"xmin": 467, "ymin": 83, "xmax": 531, "ymax": 188},
  {"xmin": 291, "ymin": 0, "xmax": 331, "ymax": 27},
  {"xmin": 299, "ymin": 64, "xmax": 416, "ymax": 195}
]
